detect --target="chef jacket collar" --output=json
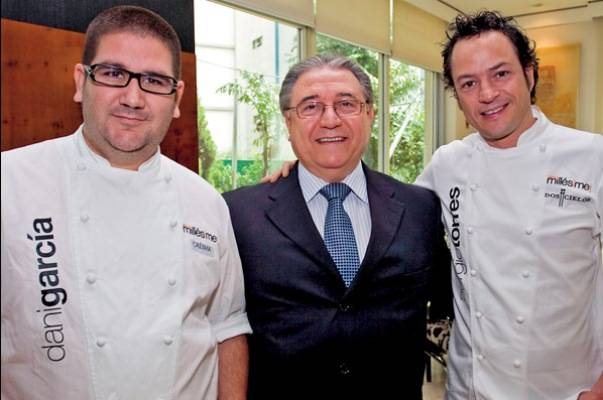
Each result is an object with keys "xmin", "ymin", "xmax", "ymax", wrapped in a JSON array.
[{"xmin": 472, "ymin": 106, "xmax": 549, "ymax": 152}]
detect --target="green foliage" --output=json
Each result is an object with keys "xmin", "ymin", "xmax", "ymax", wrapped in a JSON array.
[
  {"xmin": 206, "ymin": 159, "xmax": 266, "ymax": 193},
  {"xmin": 235, "ymin": 160, "xmax": 264, "ymax": 187},
  {"xmin": 316, "ymin": 35, "xmax": 425, "ymax": 183},
  {"xmin": 208, "ymin": 161, "xmax": 234, "ymax": 192},
  {"xmin": 197, "ymin": 101, "xmax": 217, "ymax": 180},
  {"xmin": 217, "ymin": 71, "xmax": 279, "ymax": 177},
  {"xmin": 388, "ymin": 61, "xmax": 424, "ymax": 183}
]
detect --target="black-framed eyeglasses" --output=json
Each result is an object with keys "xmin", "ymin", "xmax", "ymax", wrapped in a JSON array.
[
  {"xmin": 285, "ymin": 98, "xmax": 367, "ymax": 119},
  {"xmin": 84, "ymin": 64, "xmax": 178, "ymax": 95}
]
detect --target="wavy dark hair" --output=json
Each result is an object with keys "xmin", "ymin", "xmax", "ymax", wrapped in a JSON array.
[{"xmin": 442, "ymin": 10, "xmax": 539, "ymax": 103}]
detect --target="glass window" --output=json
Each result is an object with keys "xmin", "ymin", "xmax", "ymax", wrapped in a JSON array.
[
  {"xmin": 195, "ymin": 0, "xmax": 299, "ymax": 191},
  {"xmin": 388, "ymin": 59, "xmax": 426, "ymax": 183}
]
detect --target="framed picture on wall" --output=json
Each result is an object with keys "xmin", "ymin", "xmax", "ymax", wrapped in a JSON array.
[{"xmin": 535, "ymin": 44, "xmax": 580, "ymax": 129}]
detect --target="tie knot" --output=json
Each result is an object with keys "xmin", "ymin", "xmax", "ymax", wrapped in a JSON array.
[{"xmin": 320, "ymin": 182, "xmax": 352, "ymax": 201}]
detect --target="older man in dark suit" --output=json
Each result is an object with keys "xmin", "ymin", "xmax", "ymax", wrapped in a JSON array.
[{"xmin": 224, "ymin": 54, "xmax": 451, "ymax": 399}]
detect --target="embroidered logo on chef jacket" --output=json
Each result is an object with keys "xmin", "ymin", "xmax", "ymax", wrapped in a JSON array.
[
  {"xmin": 27, "ymin": 217, "xmax": 68, "ymax": 363},
  {"xmin": 182, "ymin": 224, "xmax": 218, "ymax": 242},
  {"xmin": 448, "ymin": 186, "xmax": 467, "ymax": 277},
  {"xmin": 544, "ymin": 176, "xmax": 592, "ymax": 207},
  {"xmin": 183, "ymin": 224, "xmax": 218, "ymax": 256}
]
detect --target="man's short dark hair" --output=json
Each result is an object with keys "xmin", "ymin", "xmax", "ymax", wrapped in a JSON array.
[
  {"xmin": 442, "ymin": 10, "xmax": 539, "ymax": 104},
  {"xmin": 82, "ymin": 5, "xmax": 182, "ymax": 78}
]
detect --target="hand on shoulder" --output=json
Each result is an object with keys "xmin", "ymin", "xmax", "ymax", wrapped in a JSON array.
[{"xmin": 260, "ymin": 160, "xmax": 296, "ymax": 183}]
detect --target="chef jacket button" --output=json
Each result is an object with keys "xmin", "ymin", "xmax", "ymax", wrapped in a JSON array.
[
  {"xmin": 525, "ymin": 227, "xmax": 533, "ymax": 235},
  {"xmin": 516, "ymin": 316, "xmax": 525, "ymax": 324},
  {"xmin": 164, "ymin": 175, "xmax": 172, "ymax": 183},
  {"xmin": 80, "ymin": 214, "xmax": 89, "ymax": 223},
  {"xmin": 531, "ymin": 184, "xmax": 540, "ymax": 192},
  {"xmin": 168, "ymin": 278, "xmax": 176, "ymax": 287},
  {"xmin": 163, "ymin": 336, "xmax": 174, "ymax": 346},
  {"xmin": 539, "ymin": 144, "xmax": 546, "ymax": 153},
  {"xmin": 522, "ymin": 270, "xmax": 531, "ymax": 278},
  {"xmin": 470, "ymin": 269, "xmax": 477, "ymax": 276},
  {"xmin": 513, "ymin": 359, "xmax": 522, "ymax": 368},
  {"xmin": 477, "ymin": 354, "xmax": 484, "ymax": 361},
  {"xmin": 470, "ymin": 183, "xmax": 478, "ymax": 191},
  {"xmin": 476, "ymin": 311, "xmax": 483, "ymax": 319},
  {"xmin": 86, "ymin": 274, "xmax": 97, "ymax": 285},
  {"xmin": 96, "ymin": 337, "xmax": 106, "ymax": 347},
  {"xmin": 467, "ymin": 226, "xmax": 474, "ymax": 235},
  {"xmin": 170, "ymin": 220, "xmax": 178, "ymax": 229},
  {"xmin": 77, "ymin": 163, "xmax": 87, "ymax": 171}
]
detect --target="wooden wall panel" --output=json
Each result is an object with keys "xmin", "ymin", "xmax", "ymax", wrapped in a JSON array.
[{"xmin": 1, "ymin": 18, "xmax": 198, "ymax": 172}]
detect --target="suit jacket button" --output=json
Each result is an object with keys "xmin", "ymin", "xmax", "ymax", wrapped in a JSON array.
[
  {"xmin": 339, "ymin": 303, "xmax": 351, "ymax": 312},
  {"xmin": 338, "ymin": 362, "xmax": 351, "ymax": 376}
]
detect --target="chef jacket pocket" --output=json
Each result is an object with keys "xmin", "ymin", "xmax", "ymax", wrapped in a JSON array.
[{"xmin": 189, "ymin": 239, "xmax": 221, "ymax": 299}]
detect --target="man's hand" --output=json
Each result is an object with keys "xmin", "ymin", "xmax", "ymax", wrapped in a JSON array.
[
  {"xmin": 578, "ymin": 374, "xmax": 603, "ymax": 400},
  {"xmin": 260, "ymin": 160, "xmax": 296, "ymax": 183}
]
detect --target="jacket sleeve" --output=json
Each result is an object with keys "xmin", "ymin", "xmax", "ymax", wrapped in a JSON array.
[{"xmin": 426, "ymin": 199, "xmax": 454, "ymax": 321}]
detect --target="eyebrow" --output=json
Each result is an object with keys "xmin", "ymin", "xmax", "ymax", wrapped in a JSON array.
[
  {"xmin": 95, "ymin": 61, "xmax": 170, "ymax": 77},
  {"xmin": 488, "ymin": 62, "xmax": 509, "ymax": 72},
  {"xmin": 298, "ymin": 92, "xmax": 357, "ymax": 103},
  {"xmin": 455, "ymin": 62, "xmax": 510, "ymax": 81}
]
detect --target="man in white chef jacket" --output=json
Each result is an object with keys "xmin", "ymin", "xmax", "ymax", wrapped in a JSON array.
[
  {"xmin": 415, "ymin": 10, "xmax": 603, "ymax": 400},
  {"xmin": 0, "ymin": 5, "xmax": 251, "ymax": 400}
]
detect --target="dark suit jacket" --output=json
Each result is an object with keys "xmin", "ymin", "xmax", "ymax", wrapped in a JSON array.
[{"xmin": 224, "ymin": 164, "xmax": 451, "ymax": 400}]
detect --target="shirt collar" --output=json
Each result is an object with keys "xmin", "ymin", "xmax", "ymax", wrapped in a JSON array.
[{"xmin": 298, "ymin": 161, "xmax": 368, "ymax": 204}]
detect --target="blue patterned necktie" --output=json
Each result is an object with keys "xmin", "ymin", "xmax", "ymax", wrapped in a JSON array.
[{"xmin": 320, "ymin": 183, "xmax": 360, "ymax": 287}]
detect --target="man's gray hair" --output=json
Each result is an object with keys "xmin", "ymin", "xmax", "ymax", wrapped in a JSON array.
[{"xmin": 279, "ymin": 54, "xmax": 374, "ymax": 114}]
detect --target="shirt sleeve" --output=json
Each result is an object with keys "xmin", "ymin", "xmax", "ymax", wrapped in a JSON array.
[{"xmin": 207, "ymin": 210, "xmax": 252, "ymax": 343}]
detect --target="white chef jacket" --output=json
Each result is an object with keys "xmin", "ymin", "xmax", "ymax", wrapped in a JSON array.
[
  {"xmin": 416, "ymin": 107, "xmax": 603, "ymax": 400},
  {"xmin": 1, "ymin": 126, "xmax": 252, "ymax": 400}
]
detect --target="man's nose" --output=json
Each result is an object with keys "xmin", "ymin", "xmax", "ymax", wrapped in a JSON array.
[
  {"xmin": 479, "ymin": 79, "xmax": 499, "ymax": 103},
  {"xmin": 319, "ymin": 105, "xmax": 342, "ymax": 128},
  {"xmin": 119, "ymin": 77, "xmax": 145, "ymax": 109}
]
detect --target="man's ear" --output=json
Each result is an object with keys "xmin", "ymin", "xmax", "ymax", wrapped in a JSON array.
[
  {"xmin": 73, "ymin": 63, "xmax": 86, "ymax": 103},
  {"xmin": 525, "ymin": 66, "xmax": 535, "ymax": 93},
  {"xmin": 284, "ymin": 111, "xmax": 293, "ymax": 132},
  {"xmin": 172, "ymin": 80, "xmax": 185, "ymax": 119},
  {"xmin": 367, "ymin": 103, "xmax": 375, "ymax": 120}
]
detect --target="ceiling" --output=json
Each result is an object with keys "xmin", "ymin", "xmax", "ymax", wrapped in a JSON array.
[{"xmin": 407, "ymin": 0, "xmax": 603, "ymax": 27}]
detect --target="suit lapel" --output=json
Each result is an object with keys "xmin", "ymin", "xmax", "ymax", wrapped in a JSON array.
[
  {"xmin": 265, "ymin": 166, "xmax": 340, "ymax": 278},
  {"xmin": 355, "ymin": 167, "xmax": 406, "ymax": 281}
]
